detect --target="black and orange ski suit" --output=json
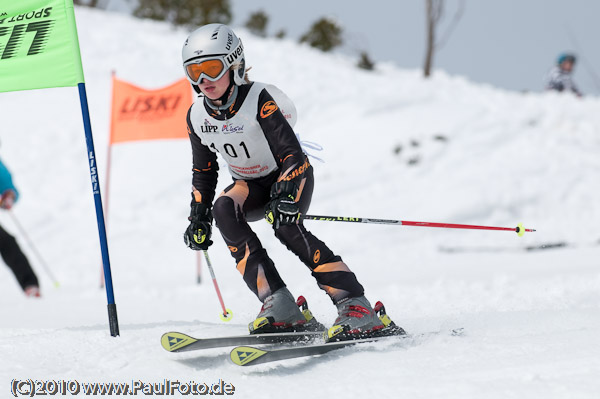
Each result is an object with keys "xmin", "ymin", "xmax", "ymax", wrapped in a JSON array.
[{"xmin": 186, "ymin": 82, "xmax": 363, "ymax": 304}]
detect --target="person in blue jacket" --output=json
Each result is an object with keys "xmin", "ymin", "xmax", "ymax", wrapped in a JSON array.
[
  {"xmin": 545, "ymin": 53, "xmax": 582, "ymax": 97},
  {"xmin": 0, "ymin": 158, "xmax": 40, "ymax": 297}
]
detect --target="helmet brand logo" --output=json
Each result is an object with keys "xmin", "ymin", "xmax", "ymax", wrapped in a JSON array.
[
  {"xmin": 225, "ymin": 32, "xmax": 233, "ymax": 51},
  {"xmin": 225, "ymin": 42, "xmax": 244, "ymax": 65}
]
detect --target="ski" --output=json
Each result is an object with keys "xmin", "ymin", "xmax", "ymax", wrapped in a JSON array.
[
  {"xmin": 229, "ymin": 327, "xmax": 464, "ymax": 366},
  {"xmin": 160, "ymin": 330, "xmax": 323, "ymax": 353},
  {"xmin": 230, "ymin": 333, "xmax": 407, "ymax": 366}
]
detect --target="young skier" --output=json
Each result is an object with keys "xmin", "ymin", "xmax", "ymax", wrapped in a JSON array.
[
  {"xmin": 0, "ymin": 157, "xmax": 40, "ymax": 297},
  {"xmin": 545, "ymin": 53, "xmax": 582, "ymax": 97},
  {"xmin": 181, "ymin": 24, "xmax": 402, "ymax": 341}
]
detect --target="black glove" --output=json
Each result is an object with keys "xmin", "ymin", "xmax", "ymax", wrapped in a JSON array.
[
  {"xmin": 184, "ymin": 203, "xmax": 213, "ymax": 250},
  {"xmin": 265, "ymin": 181, "xmax": 300, "ymax": 229}
]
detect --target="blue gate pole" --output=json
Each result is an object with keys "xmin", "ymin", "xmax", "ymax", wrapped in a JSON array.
[{"xmin": 77, "ymin": 82, "xmax": 120, "ymax": 337}]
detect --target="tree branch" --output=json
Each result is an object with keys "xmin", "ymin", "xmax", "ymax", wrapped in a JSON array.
[{"xmin": 435, "ymin": 0, "xmax": 465, "ymax": 50}]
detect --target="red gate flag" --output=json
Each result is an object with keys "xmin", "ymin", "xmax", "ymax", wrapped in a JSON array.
[{"xmin": 109, "ymin": 76, "xmax": 192, "ymax": 144}]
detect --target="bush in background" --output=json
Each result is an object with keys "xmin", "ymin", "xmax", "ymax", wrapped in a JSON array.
[
  {"xmin": 133, "ymin": 0, "xmax": 232, "ymax": 27},
  {"xmin": 245, "ymin": 10, "xmax": 268, "ymax": 37},
  {"xmin": 299, "ymin": 17, "xmax": 343, "ymax": 52},
  {"xmin": 357, "ymin": 51, "xmax": 375, "ymax": 70}
]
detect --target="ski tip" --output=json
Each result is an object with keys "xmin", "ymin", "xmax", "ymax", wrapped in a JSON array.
[
  {"xmin": 161, "ymin": 332, "xmax": 198, "ymax": 352},
  {"xmin": 230, "ymin": 346, "xmax": 267, "ymax": 366},
  {"xmin": 220, "ymin": 309, "xmax": 234, "ymax": 322}
]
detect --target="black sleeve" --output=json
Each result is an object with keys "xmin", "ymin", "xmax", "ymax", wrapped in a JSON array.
[
  {"xmin": 256, "ymin": 89, "xmax": 308, "ymax": 187},
  {"xmin": 187, "ymin": 107, "xmax": 219, "ymax": 205}
]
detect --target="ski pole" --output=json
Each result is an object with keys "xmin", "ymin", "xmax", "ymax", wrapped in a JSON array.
[
  {"xmin": 203, "ymin": 250, "xmax": 233, "ymax": 321},
  {"xmin": 301, "ymin": 214, "xmax": 535, "ymax": 236},
  {"xmin": 196, "ymin": 251, "xmax": 202, "ymax": 284},
  {"xmin": 8, "ymin": 210, "xmax": 60, "ymax": 287}
]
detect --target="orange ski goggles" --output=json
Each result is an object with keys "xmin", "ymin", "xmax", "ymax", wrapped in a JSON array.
[{"xmin": 184, "ymin": 57, "xmax": 228, "ymax": 84}]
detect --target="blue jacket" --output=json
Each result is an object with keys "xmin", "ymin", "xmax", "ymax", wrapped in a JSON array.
[{"xmin": 0, "ymin": 158, "xmax": 19, "ymax": 202}]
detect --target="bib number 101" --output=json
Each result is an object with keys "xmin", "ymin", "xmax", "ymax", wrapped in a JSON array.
[{"xmin": 210, "ymin": 141, "xmax": 251, "ymax": 158}]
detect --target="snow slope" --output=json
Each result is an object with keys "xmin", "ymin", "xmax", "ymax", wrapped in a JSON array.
[{"xmin": 1, "ymin": 7, "xmax": 599, "ymax": 398}]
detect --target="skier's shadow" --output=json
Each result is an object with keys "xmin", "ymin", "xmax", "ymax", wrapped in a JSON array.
[
  {"xmin": 174, "ymin": 332, "xmax": 451, "ymax": 373},
  {"xmin": 175, "ymin": 353, "xmax": 232, "ymax": 370},
  {"xmin": 176, "ymin": 349, "xmax": 343, "ymax": 373},
  {"xmin": 239, "ymin": 331, "xmax": 458, "ymax": 374},
  {"xmin": 243, "ymin": 352, "xmax": 347, "ymax": 375}
]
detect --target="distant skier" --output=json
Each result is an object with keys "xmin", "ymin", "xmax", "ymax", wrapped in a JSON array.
[
  {"xmin": 0, "ymin": 157, "xmax": 40, "ymax": 297},
  {"xmin": 181, "ymin": 24, "xmax": 402, "ymax": 341},
  {"xmin": 545, "ymin": 53, "xmax": 582, "ymax": 97}
]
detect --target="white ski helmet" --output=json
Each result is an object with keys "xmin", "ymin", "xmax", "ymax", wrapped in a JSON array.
[{"xmin": 182, "ymin": 24, "xmax": 246, "ymax": 86}]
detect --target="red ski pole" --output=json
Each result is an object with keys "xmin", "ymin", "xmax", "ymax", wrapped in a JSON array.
[
  {"xmin": 202, "ymin": 250, "xmax": 233, "ymax": 321},
  {"xmin": 301, "ymin": 215, "xmax": 535, "ymax": 237}
]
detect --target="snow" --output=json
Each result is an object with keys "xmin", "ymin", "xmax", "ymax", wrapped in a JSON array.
[{"xmin": 1, "ymin": 7, "xmax": 600, "ymax": 398}]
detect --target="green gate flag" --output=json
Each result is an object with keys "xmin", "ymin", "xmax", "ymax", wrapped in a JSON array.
[{"xmin": 0, "ymin": 0, "xmax": 84, "ymax": 93}]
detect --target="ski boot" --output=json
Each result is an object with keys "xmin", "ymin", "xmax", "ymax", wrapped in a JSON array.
[
  {"xmin": 325, "ymin": 296, "xmax": 405, "ymax": 342},
  {"xmin": 249, "ymin": 287, "xmax": 325, "ymax": 334}
]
